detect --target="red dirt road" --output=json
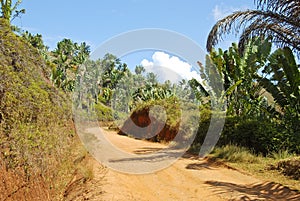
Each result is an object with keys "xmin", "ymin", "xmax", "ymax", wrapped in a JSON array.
[{"xmin": 70, "ymin": 128, "xmax": 300, "ymax": 201}]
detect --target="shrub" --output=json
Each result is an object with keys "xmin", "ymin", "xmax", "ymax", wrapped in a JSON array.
[
  {"xmin": 94, "ymin": 102, "xmax": 114, "ymax": 121},
  {"xmin": 221, "ymin": 118, "xmax": 282, "ymax": 154},
  {"xmin": 191, "ymin": 107, "xmax": 295, "ymax": 155},
  {"xmin": 119, "ymin": 97, "xmax": 181, "ymax": 142}
]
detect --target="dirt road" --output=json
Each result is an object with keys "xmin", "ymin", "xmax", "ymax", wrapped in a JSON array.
[{"xmin": 69, "ymin": 128, "xmax": 300, "ymax": 201}]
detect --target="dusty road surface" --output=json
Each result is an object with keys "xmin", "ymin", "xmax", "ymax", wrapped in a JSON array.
[{"xmin": 69, "ymin": 128, "xmax": 300, "ymax": 201}]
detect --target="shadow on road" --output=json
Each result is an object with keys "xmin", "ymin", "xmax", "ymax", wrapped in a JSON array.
[
  {"xmin": 205, "ymin": 180, "xmax": 300, "ymax": 201},
  {"xmin": 108, "ymin": 149, "xmax": 183, "ymax": 163},
  {"xmin": 133, "ymin": 147, "xmax": 163, "ymax": 155},
  {"xmin": 186, "ymin": 162, "xmax": 216, "ymax": 170}
]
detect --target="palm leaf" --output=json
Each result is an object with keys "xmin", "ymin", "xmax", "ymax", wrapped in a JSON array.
[
  {"xmin": 281, "ymin": 47, "xmax": 300, "ymax": 97},
  {"xmin": 260, "ymin": 77, "xmax": 288, "ymax": 108},
  {"xmin": 206, "ymin": 1, "xmax": 300, "ymax": 57}
]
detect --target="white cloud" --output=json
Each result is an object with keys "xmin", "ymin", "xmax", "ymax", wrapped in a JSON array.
[
  {"xmin": 140, "ymin": 51, "xmax": 201, "ymax": 83},
  {"xmin": 212, "ymin": 4, "xmax": 249, "ymax": 21},
  {"xmin": 141, "ymin": 59, "xmax": 153, "ymax": 67}
]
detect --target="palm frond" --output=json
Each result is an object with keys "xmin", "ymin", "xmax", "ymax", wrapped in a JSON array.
[
  {"xmin": 206, "ymin": 7, "xmax": 300, "ymax": 57},
  {"xmin": 255, "ymin": 0, "xmax": 300, "ymax": 17},
  {"xmin": 239, "ymin": 21, "xmax": 300, "ymax": 55}
]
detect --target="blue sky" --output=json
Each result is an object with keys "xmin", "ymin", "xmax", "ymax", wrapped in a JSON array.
[{"xmin": 13, "ymin": 0, "xmax": 255, "ymax": 77}]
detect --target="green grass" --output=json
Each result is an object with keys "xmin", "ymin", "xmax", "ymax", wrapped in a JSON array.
[
  {"xmin": 210, "ymin": 145, "xmax": 300, "ymax": 191},
  {"xmin": 211, "ymin": 144, "xmax": 259, "ymax": 163},
  {"xmin": 269, "ymin": 149, "xmax": 296, "ymax": 160}
]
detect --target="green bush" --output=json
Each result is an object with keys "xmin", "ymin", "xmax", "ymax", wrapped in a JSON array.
[
  {"xmin": 94, "ymin": 102, "xmax": 114, "ymax": 121},
  {"xmin": 191, "ymin": 107, "xmax": 297, "ymax": 155},
  {"xmin": 221, "ymin": 118, "xmax": 283, "ymax": 154},
  {"xmin": 190, "ymin": 107, "xmax": 211, "ymax": 146}
]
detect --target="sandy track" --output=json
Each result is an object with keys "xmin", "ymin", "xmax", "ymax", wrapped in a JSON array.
[{"xmin": 74, "ymin": 128, "xmax": 300, "ymax": 201}]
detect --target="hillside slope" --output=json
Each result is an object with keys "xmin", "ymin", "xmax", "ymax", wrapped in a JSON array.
[{"xmin": 0, "ymin": 19, "xmax": 75, "ymax": 200}]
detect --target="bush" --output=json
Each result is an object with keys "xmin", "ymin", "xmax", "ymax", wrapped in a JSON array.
[
  {"xmin": 191, "ymin": 107, "xmax": 296, "ymax": 155},
  {"xmin": 94, "ymin": 102, "xmax": 114, "ymax": 121},
  {"xmin": 221, "ymin": 118, "xmax": 283, "ymax": 154},
  {"xmin": 191, "ymin": 107, "xmax": 211, "ymax": 146},
  {"xmin": 132, "ymin": 97, "xmax": 181, "ymax": 129}
]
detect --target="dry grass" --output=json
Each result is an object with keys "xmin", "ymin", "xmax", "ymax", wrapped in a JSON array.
[
  {"xmin": 212, "ymin": 145, "xmax": 259, "ymax": 163},
  {"xmin": 210, "ymin": 145, "xmax": 300, "ymax": 191}
]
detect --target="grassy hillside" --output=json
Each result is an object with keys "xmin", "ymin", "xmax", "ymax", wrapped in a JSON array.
[{"xmin": 0, "ymin": 19, "xmax": 79, "ymax": 200}]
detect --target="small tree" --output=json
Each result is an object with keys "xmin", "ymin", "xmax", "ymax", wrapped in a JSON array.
[
  {"xmin": 0, "ymin": 0, "xmax": 25, "ymax": 22},
  {"xmin": 134, "ymin": 65, "xmax": 145, "ymax": 75}
]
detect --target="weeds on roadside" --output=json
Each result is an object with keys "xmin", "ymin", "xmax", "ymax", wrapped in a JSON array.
[{"xmin": 211, "ymin": 144, "xmax": 259, "ymax": 163}]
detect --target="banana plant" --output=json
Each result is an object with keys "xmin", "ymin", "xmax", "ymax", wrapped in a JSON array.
[
  {"xmin": 201, "ymin": 37, "xmax": 273, "ymax": 116},
  {"xmin": 132, "ymin": 82, "xmax": 175, "ymax": 105},
  {"xmin": 259, "ymin": 47, "xmax": 300, "ymax": 132}
]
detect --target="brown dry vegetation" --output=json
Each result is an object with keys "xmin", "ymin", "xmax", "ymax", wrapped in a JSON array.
[{"xmin": 0, "ymin": 18, "xmax": 82, "ymax": 200}]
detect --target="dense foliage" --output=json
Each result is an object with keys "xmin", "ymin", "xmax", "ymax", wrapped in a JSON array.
[
  {"xmin": 193, "ymin": 37, "xmax": 300, "ymax": 154},
  {"xmin": 203, "ymin": 0, "xmax": 300, "ymax": 155}
]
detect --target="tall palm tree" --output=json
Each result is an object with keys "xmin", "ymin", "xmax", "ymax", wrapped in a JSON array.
[
  {"xmin": 51, "ymin": 39, "xmax": 90, "ymax": 91},
  {"xmin": 206, "ymin": 0, "xmax": 300, "ymax": 57}
]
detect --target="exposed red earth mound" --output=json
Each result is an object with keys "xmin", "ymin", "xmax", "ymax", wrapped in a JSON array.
[{"xmin": 118, "ymin": 107, "xmax": 179, "ymax": 142}]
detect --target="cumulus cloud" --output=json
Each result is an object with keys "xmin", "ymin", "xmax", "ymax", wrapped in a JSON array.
[{"xmin": 140, "ymin": 51, "xmax": 201, "ymax": 83}]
